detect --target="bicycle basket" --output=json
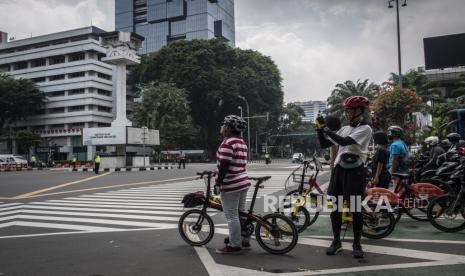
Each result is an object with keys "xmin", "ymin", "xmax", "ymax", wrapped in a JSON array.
[
  {"xmin": 181, "ymin": 191, "xmax": 205, "ymax": 208},
  {"xmin": 292, "ymin": 173, "xmax": 312, "ymax": 183}
]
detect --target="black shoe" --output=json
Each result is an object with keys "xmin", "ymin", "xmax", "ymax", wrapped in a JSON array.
[
  {"xmin": 326, "ymin": 240, "xmax": 342, "ymax": 255},
  {"xmin": 224, "ymin": 237, "xmax": 250, "ymax": 250},
  {"xmin": 352, "ymin": 241, "xmax": 364, "ymax": 259}
]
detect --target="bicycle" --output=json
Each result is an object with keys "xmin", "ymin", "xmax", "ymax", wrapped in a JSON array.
[
  {"xmin": 178, "ymin": 171, "xmax": 299, "ymax": 255},
  {"xmin": 282, "ymin": 157, "xmax": 396, "ymax": 239},
  {"xmin": 282, "ymin": 157, "xmax": 324, "ymax": 232}
]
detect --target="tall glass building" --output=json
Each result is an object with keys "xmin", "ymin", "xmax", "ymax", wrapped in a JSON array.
[{"xmin": 115, "ymin": 0, "xmax": 235, "ymax": 54}]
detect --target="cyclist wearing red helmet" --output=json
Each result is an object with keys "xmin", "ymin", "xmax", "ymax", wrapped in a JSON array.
[{"xmin": 316, "ymin": 95, "xmax": 372, "ymax": 259}]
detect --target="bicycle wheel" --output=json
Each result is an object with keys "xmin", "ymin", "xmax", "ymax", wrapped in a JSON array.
[
  {"xmin": 427, "ymin": 195, "xmax": 465, "ymax": 233},
  {"xmin": 178, "ymin": 209, "xmax": 214, "ymax": 246},
  {"xmin": 282, "ymin": 189, "xmax": 319, "ymax": 230},
  {"xmin": 255, "ymin": 213, "xmax": 298, "ymax": 255},
  {"xmin": 394, "ymin": 207, "xmax": 403, "ymax": 223},
  {"xmin": 362, "ymin": 210, "xmax": 396, "ymax": 239},
  {"xmin": 403, "ymin": 192, "xmax": 429, "ymax": 221}
]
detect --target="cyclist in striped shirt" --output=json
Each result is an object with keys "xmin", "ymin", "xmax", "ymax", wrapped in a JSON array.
[{"xmin": 215, "ymin": 115, "xmax": 250, "ymax": 254}]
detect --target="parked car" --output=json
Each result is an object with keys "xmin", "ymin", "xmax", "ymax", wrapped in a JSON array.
[
  {"xmin": 291, "ymin": 153, "xmax": 304, "ymax": 163},
  {"xmin": 0, "ymin": 155, "xmax": 28, "ymax": 165}
]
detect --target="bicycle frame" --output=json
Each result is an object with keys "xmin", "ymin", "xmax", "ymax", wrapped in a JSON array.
[{"xmin": 195, "ymin": 171, "xmax": 274, "ymax": 233}]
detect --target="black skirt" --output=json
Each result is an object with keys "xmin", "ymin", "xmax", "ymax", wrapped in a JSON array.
[{"xmin": 327, "ymin": 164, "xmax": 367, "ymax": 199}]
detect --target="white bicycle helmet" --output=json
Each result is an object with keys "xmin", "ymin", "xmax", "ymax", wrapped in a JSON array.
[{"xmin": 424, "ymin": 136, "xmax": 439, "ymax": 146}]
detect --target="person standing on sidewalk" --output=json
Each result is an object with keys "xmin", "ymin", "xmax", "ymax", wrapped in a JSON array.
[
  {"xmin": 316, "ymin": 96, "xmax": 372, "ymax": 259},
  {"xmin": 215, "ymin": 115, "xmax": 250, "ymax": 254},
  {"xmin": 178, "ymin": 151, "xmax": 186, "ymax": 169},
  {"xmin": 94, "ymin": 154, "xmax": 101, "ymax": 174},
  {"xmin": 72, "ymin": 155, "xmax": 77, "ymax": 169}
]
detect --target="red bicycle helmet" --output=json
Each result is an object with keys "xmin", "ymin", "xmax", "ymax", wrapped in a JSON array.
[{"xmin": 342, "ymin": 96, "xmax": 369, "ymax": 109}]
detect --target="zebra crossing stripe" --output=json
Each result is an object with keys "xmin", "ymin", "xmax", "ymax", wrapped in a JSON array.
[
  {"xmin": 65, "ymin": 197, "xmax": 183, "ymax": 204},
  {"xmin": 49, "ymin": 199, "xmax": 183, "ymax": 207},
  {"xmin": 22, "ymin": 205, "xmax": 189, "ymax": 216},
  {"xmin": 0, "ymin": 203, "xmax": 23, "ymax": 208},
  {"xmin": 29, "ymin": 202, "xmax": 193, "ymax": 211},
  {"xmin": 0, "ymin": 221, "xmax": 123, "ymax": 232},
  {"xmin": 77, "ymin": 195, "xmax": 184, "ymax": 201},
  {"xmin": 0, "ymin": 209, "xmax": 216, "ymax": 222},
  {"xmin": 0, "ymin": 215, "xmax": 177, "ymax": 228}
]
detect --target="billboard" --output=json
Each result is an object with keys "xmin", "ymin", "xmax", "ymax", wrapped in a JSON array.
[
  {"xmin": 82, "ymin": 127, "xmax": 126, "ymax": 145},
  {"xmin": 127, "ymin": 127, "xmax": 160, "ymax": 145},
  {"xmin": 424, "ymin": 33, "xmax": 465, "ymax": 70}
]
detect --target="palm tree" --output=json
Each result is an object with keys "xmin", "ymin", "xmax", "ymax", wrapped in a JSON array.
[{"xmin": 326, "ymin": 79, "xmax": 379, "ymax": 120}]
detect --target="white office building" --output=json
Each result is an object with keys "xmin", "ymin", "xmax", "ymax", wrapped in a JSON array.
[
  {"xmin": 293, "ymin": 101, "xmax": 327, "ymax": 122},
  {"xmin": 0, "ymin": 26, "xmax": 135, "ymax": 161}
]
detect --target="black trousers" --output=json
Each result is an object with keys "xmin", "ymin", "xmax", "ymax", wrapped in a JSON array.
[
  {"xmin": 95, "ymin": 163, "xmax": 100, "ymax": 174},
  {"xmin": 178, "ymin": 159, "xmax": 186, "ymax": 169},
  {"xmin": 328, "ymin": 164, "xmax": 367, "ymax": 242}
]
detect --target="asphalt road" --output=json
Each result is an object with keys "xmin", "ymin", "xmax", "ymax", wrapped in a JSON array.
[{"xmin": 1, "ymin": 161, "xmax": 465, "ymax": 276}]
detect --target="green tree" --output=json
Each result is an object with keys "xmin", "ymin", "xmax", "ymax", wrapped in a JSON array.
[
  {"xmin": 130, "ymin": 39, "xmax": 283, "ymax": 155},
  {"xmin": 15, "ymin": 130, "xmax": 42, "ymax": 158},
  {"xmin": 131, "ymin": 82, "xmax": 199, "ymax": 149},
  {"xmin": 326, "ymin": 79, "xmax": 379, "ymax": 121},
  {"xmin": 0, "ymin": 74, "xmax": 46, "ymax": 136}
]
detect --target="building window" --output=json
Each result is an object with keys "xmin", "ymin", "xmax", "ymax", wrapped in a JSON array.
[
  {"xmin": 97, "ymin": 106, "xmax": 112, "ymax": 113},
  {"xmin": 97, "ymin": 122, "xmax": 111, "ymax": 127},
  {"xmin": 68, "ymin": 88, "xmax": 85, "ymax": 95},
  {"xmin": 48, "ymin": 91, "xmax": 65, "ymax": 97},
  {"xmin": 31, "ymin": 77, "xmax": 46, "ymax": 83},
  {"xmin": 49, "ymin": 74, "xmax": 65, "ymax": 81},
  {"xmin": 49, "ymin": 55, "xmax": 65, "ymax": 65},
  {"xmin": 69, "ymin": 71, "xmax": 86, "ymax": 78},
  {"xmin": 70, "ymin": 122, "xmax": 85, "ymax": 128},
  {"xmin": 69, "ymin": 52, "xmax": 85, "ymax": 61},
  {"xmin": 37, "ymin": 109, "xmax": 46, "ymax": 115},
  {"xmin": 49, "ymin": 124, "xmax": 65, "ymax": 129},
  {"xmin": 68, "ymin": 105, "xmax": 86, "ymax": 112},
  {"xmin": 97, "ymin": 89, "xmax": 112, "ymax": 97},
  {"xmin": 31, "ymin": 58, "xmax": 46, "ymax": 68},
  {"xmin": 97, "ymin": 73, "xmax": 111, "ymax": 80},
  {"xmin": 13, "ymin": 62, "xmax": 28, "ymax": 70},
  {"xmin": 49, "ymin": 107, "xmax": 65, "ymax": 114}
]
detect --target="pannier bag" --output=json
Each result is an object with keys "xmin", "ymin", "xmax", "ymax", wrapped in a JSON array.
[{"xmin": 181, "ymin": 191, "xmax": 205, "ymax": 208}]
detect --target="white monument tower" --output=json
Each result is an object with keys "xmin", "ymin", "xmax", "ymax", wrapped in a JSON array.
[
  {"xmin": 82, "ymin": 32, "xmax": 159, "ymax": 167},
  {"xmin": 101, "ymin": 32, "xmax": 143, "ymax": 127}
]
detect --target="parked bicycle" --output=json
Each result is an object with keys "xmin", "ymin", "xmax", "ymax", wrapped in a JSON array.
[{"xmin": 178, "ymin": 171, "xmax": 299, "ymax": 255}]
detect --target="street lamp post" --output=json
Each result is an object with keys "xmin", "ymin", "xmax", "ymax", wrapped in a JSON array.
[
  {"xmin": 238, "ymin": 106, "xmax": 243, "ymax": 118},
  {"xmin": 141, "ymin": 126, "xmax": 148, "ymax": 167},
  {"xmin": 238, "ymin": 96, "xmax": 251, "ymax": 160},
  {"xmin": 388, "ymin": 0, "xmax": 407, "ymax": 88}
]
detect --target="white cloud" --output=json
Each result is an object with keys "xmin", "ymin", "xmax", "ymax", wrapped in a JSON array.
[{"xmin": 0, "ymin": 0, "xmax": 113, "ymax": 40}]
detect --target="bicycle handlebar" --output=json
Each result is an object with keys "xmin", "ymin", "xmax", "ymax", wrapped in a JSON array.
[{"xmin": 196, "ymin": 171, "xmax": 216, "ymax": 178}]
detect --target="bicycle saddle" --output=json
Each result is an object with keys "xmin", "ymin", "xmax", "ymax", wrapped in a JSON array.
[{"xmin": 249, "ymin": 176, "xmax": 272, "ymax": 182}]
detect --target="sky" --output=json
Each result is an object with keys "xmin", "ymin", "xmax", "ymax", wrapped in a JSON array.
[{"xmin": 1, "ymin": 0, "xmax": 464, "ymax": 103}]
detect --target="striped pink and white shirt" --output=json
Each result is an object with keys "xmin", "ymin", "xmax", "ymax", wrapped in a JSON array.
[{"xmin": 216, "ymin": 136, "xmax": 250, "ymax": 193}]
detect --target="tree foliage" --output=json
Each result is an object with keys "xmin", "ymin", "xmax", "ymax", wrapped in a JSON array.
[
  {"xmin": 130, "ymin": 39, "xmax": 283, "ymax": 155},
  {"xmin": 130, "ymin": 82, "xmax": 199, "ymax": 148},
  {"xmin": 0, "ymin": 74, "xmax": 46, "ymax": 135}
]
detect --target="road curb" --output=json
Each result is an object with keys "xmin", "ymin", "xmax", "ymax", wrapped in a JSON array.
[{"xmin": 1, "ymin": 166, "xmax": 175, "ymax": 173}]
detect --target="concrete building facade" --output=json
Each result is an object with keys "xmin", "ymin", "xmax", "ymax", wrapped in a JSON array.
[
  {"xmin": 293, "ymin": 101, "xmax": 327, "ymax": 122},
  {"xmin": 116, "ymin": 0, "xmax": 235, "ymax": 54},
  {"xmin": 0, "ymin": 26, "xmax": 135, "ymax": 161}
]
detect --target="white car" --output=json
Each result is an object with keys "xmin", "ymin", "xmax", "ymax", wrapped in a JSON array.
[
  {"xmin": 0, "ymin": 155, "xmax": 28, "ymax": 165},
  {"xmin": 292, "ymin": 153, "xmax": 304, "ymax": 163}
]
